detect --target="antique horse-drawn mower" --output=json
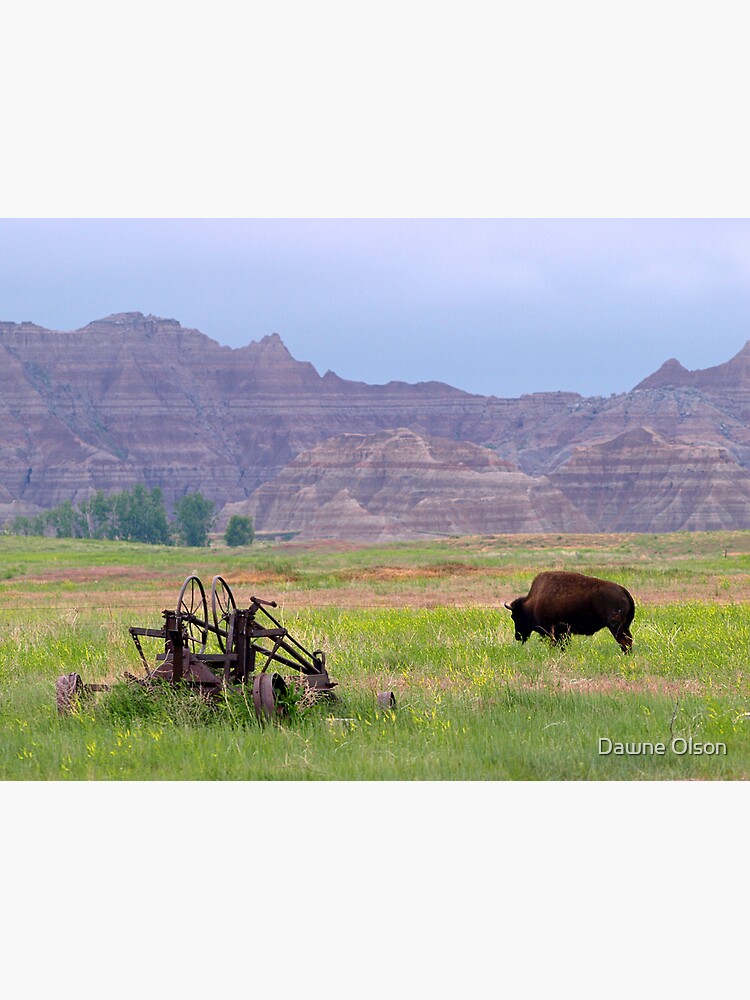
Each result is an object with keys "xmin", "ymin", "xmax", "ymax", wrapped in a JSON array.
[{"xmin": 56, "ymin": 574, "xmax": 337, "ymax": 721}]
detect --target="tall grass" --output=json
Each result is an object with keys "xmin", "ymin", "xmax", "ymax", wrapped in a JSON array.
[
  {"xmin": 2, "ymin": 591, "xmax": 749, "ymax": 779},
  {"xmin": 3, "ymin": 530, "xmax": 750, "ymax": 780}
]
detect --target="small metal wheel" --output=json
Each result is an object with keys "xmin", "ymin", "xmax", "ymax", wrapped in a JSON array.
[
  {"xmin": 211, "ymin": 575, "xmax": 236, "ymax": 653},
  {"xmin": 56, "ymin": 672, "xmax": 82, "ymax": 715},
  {"xmin": 177, "ymin": 575, "xmax": 209, "ymax": 654},
  {"xmin": 252, "ymin": 672, "xmax": 288, "ymax": 723},
  {"xmin": 377, "ymin": 691, "xmax": 397, "ymax": 709}
]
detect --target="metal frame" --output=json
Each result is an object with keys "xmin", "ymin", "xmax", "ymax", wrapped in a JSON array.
[
  {"xmin": 57, "ymin": 575, "xmax": 336, "ymax": 720},
  {"xmin": 128, "ymin": 575, "xmax": 337, "ymax": 711}
]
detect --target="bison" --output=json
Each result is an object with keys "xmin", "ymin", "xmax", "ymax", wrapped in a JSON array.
[{"xmin": 504, "ymin": 571, "xmax": 635, "ymax": 653}]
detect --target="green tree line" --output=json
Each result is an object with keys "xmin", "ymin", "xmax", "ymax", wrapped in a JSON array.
[{"xmin": 5, "ymin": 486, "xmax": 254, "ymax": 547}]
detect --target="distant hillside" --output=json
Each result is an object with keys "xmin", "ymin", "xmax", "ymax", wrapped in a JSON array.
[
  {"xmin": 2, "ymin": 311, "xmax": 750, "ymax": 537},
  {"xmin": 220, "ymin": 428, "xmax": 595, "ymax": 540}
]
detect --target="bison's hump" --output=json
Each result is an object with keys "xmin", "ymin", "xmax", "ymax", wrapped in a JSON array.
[
  {"xmin": 524, "ymin": 570, "xmax": 633, "ymax": 608},
  {"xmin": 528, "ymin": 570, "xmax": 627, "ymax": 591}
]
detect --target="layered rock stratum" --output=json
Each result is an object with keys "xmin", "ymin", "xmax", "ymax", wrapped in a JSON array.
[
  {"xmin": 222, "ymin": 429, "xmax": 595, "ymax": 540},
  {"xmin": 2, "ymin": 311, "xmax": 750, "ymax": 537}
]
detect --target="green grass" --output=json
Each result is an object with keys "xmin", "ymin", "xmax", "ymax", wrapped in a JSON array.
[
  {"xmin": 2, "ymin": 601, "xmax": 749, "ymax": 779},
  {"xmin": 2, "ymin": 531, "xmax": 750, "ymax": 779},
  {"xmin": 3, "ymin": 526, "xmax": 750, "ymax": 582}
]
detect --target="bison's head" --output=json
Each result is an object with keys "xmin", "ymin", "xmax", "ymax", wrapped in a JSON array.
[{"xmin": 504, "ymin": 597, "xmax": 531, "ymax": 643}]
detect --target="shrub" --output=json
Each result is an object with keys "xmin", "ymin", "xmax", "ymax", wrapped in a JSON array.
[{"xmin": 224, "ymin": 515, "xmax": 254, "ymax": 547}]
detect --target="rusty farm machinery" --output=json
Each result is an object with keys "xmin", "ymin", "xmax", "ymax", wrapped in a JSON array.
[{"xmin": 56, "ymin": 574, "xmax": 337, "ymax": 721}]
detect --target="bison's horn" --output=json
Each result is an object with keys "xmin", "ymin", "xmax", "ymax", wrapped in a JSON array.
[{"xmin": 504, "ymin": 602, "xmax": 512, "ymax": 610}]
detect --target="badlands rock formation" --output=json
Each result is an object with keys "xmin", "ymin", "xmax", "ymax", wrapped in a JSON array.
[
  {"xmin": 221, "ymin": 429, "xmax": 594, "ymax": 540},
  {"xmin": 3, "ymin": 311, "xmax": 750, "ymax": 536},
  {"xmin": 549, "ymin": 427, "xmax": 750, "ymax": 532}
]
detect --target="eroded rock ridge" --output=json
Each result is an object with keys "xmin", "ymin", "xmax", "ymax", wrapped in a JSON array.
[{"xmin": 2, "ymin": 312, "xmax": 750, "ymax": 538}]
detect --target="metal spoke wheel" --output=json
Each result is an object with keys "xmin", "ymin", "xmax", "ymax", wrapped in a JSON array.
[
  {"xmin": 177, "ymin": 575, "xmax": 209, "ymax": 654},
  {"xmin": 211, "ymin": 575, "xmax": 236, "ymax": 653},
  {"xmin": 252, "ymin": 672, "xmax": 288, "ymax": 723}
]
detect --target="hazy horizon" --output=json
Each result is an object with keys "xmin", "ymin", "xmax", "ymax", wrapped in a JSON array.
[{"xmin": 2, "ymin": 219, "xmax": 750, "ymax": 399}]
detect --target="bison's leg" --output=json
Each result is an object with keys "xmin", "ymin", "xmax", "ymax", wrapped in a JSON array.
[
  {"xmin": 540, "ymin": 622, "xmax": 570, "ymax": 647},
  {"xmin": 556, "ymin": 623, "xmax": 572, "ymax": 649},
  {"xmin": 538, "ymin": 622, "xmax": 557, "ymax": 644}
]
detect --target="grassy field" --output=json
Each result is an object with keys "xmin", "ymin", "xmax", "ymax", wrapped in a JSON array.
[{"xmin": 2, "ymin": 530, "xmax": 750, "ymax": 780}]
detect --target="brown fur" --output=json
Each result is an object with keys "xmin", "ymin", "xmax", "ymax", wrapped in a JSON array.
[{"xmin": 505, "ymin": 571, "xmax": 635, "ymax": 653}]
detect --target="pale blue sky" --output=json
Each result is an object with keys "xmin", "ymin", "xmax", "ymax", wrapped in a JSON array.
[{"xmin": 1, "ymin": 218, "xmax": 749, "ymax": 398}]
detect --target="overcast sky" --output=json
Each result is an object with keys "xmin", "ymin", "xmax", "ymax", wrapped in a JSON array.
[{"xmin": 0, "ymin": 218, "xmax": 749, "ymax": 398}]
